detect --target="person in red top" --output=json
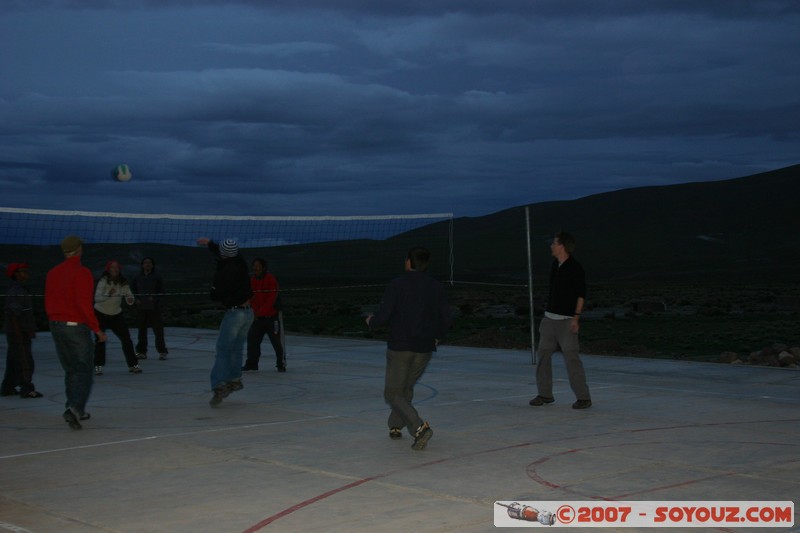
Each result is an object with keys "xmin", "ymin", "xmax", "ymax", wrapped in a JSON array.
[
  {"xmin": 45, "ymin": 235, "xmax": 107, "ymax": 430},
  {"xmin": 243, "ymin": 258, "xmax": 286, "ymax": 372}
]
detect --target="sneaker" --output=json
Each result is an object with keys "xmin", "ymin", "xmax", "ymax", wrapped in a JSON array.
[
  {"xmin": 228, "ymin": 380, "xmax": 243, "ymax": 392},
  {"xmin": 389, "ymin": 428, "xmax": 403, "ymax": 440},
  {"xmin": 411, "ymin": 421, "xmax": 433, "ymax": 450},
  {"xmin": 159, "ymin": 353, "xmax": 168, "ymax": 360},
  {"xmin": 95, "ymin": 366, "xmax": 103, "ymax": 376},
  {"xmin": 209, "ymin": 390, "xmax": 224, "ymax": 407},
  {"xmin": 529, "ymin": 395, "xmax": 555, "ymax": 406},
  {"xmin": 1, "ymin": 388, "xmax": 19, "ymax": 396},
  {"xmin": 277, "ymin": 366, "xmax": 287, "ymax": 373},
  {"xmin": 129, "ymin": 365, "xmax": 143, "ymax": 374},
  {"xmin": 241, "ymin": 365, "xmax": 258, "ymax": 371},
  {"xmin": 572, "ymin": 399, "xmax": 592, "ymax": 410},
  {"xmin": 80, "ymin": 412, "xmax": 91, "ymax": 421},
  {"xmin": 20, "ymin": 390, "xmax": 43, "ymax": 398},
  {"xmin": 136, "ymin": 352, "xmax": 147, "ymax": 360},
  {"xmin": 63, "ymin": 409, "xmax": 82, "ymax": 430}
]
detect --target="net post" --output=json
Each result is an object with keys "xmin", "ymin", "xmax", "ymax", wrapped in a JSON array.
[{"xmin": 525, "ymin": 206, "xmax": 536, "ymax": 365}]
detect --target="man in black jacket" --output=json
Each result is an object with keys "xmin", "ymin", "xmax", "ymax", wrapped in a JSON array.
[
  {"xmin": 529, "ymin": 231, "xmax": 592, "ymax": 410},
  {"xmin": 367, "ymin": 246, "xmax": 452, "ymax": 450},
  {"xmin": 197, "ymin": 237, "xmax": 253, "ymax": 407}
]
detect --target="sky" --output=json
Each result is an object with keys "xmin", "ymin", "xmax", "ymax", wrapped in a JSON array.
[{"xmin": 1, "ymin": 0, "xmax": 798, "ymax": 219}]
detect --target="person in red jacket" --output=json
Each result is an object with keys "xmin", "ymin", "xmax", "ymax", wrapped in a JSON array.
[
  {"xmin": 45, "ymin": 235, "xmax": 107, "ymax": 430},
  {"xmin": 243, "ymin": 258, "xmax": 286, "ymax": 372}
]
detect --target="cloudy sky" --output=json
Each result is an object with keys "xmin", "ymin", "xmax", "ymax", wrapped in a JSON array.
[{"xmin": 1, "ymin": 0, "xmax": 798, "ymax": 218}]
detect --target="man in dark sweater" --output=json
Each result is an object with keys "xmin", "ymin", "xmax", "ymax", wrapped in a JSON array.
[
  {"xmin": 367, "ymin": 246, "xmax": 452, "ymax": 450},
  {"xmin": 197, "ymin": 237, "xmax": 253, "ymax": 407},
  {"xmin": 530, "ymin": 231, "xmax": 592, "ymax": 409}
]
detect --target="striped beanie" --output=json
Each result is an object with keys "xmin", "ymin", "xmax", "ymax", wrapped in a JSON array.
[{"xmin": 220, "ymin": 238, "xmax": 239, "ymax": 258}]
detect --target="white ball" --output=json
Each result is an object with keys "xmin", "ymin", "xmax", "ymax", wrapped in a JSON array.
[{"xmin": 113, "ymin": 164, "xmax": 132, "ymax": 182}]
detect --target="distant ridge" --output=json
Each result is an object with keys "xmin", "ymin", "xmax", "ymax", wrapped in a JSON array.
[
  {"xmin": 445, "ymin": 164, "xmax": 800, "ymax": 283},
  {"xmin": 2, "ymin": 165, "xmax": 797, "ymax": 288}
]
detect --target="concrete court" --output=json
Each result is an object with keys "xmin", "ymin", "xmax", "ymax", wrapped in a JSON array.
[{"xmin": 0, "ymin": 327, "xmax": 798, "ymax": 533}]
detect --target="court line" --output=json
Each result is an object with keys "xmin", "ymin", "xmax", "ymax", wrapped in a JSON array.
[
  {"xmin": 241, "ymin": 417, "xmax": 800, "ymax": 532},
  {"xmin": 0, "ymin": 415, "xmax": 337, "ymax": 460},
  {"xmin": 0, "ymin": 520, "xmax": 34, "ymax": 533}
]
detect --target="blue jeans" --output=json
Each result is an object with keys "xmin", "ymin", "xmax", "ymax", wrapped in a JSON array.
[
  {"xmin": 210, "ymin": 308, "xmax": 253, "ymax": 390},
  {"xmin": 50, "ymin": 322, "xmax": 95, "ymax": 415}
]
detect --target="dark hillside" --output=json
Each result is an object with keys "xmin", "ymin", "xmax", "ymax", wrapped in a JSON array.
[{"xmin": 443, "ymin": 164, "xmax": 800, "ymax": 283}]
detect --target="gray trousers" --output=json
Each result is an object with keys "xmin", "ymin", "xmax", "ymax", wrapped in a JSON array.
[
  {"xmin": 536, "ymin": 317, "xmax": 591, "ymax": 401},
  {"xmin": 384, "ymin": 349, "xmax": 432, "ymax": 435}
]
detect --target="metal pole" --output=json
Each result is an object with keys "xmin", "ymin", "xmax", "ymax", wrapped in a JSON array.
[{"xmin": 525, "ymin": 206, "xmax": 536, "ymax": 365}]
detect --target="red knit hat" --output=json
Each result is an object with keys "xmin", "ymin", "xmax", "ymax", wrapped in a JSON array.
[{"xmin": 6, "ymin": 262, "xmax": 29, "ymax": 279}]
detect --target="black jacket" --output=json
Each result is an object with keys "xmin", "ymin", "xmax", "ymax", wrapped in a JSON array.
[
  {"xmin": 370, "ymin": 270, "xmax": 452, "ymax": 352},
  {"xmin": 207, "ymin": 241, "xmax": 252, "ymax": 308}
]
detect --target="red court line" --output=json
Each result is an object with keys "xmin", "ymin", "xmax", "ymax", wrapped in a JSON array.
[
  {"xmin": 242, "ymin": 476, "xmax": 379, "ymax": 532},
  {"xmin": 242, "ymin": 420, "xmax": 798, "ymax": 532},
  {"xmin": 241, "ymin": 443, "xmax": 530, "ymax": 532}
]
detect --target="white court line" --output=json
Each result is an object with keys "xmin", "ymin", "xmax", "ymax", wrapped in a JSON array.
[
  {"xmin": 0, "ymin": 521, "xmax": 34, "ymax": 533},
  {"xmin": 593, "ymin": 380, "xmax": 800, "ymax": 403},
  {"xmin": 0, "ymin": 415, "xmax": 338, "ymax": 460},
  {"xmin": 432, "ymin": 380, "xmax": 800, "ymax": 406}
]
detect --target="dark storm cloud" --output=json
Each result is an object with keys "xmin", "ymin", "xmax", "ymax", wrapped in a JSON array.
[{"xmin": 0, "ymin": 1, "xmax": 798, "ymax": 216}]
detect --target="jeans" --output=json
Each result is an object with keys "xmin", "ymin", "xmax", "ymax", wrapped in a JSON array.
[
  {"xmin": 246, "ymin": 315, "xmax": 285, "ymax": 369},
  {"xmin": 384, "ymin": 349, "xmax": 432, "ymax": 434},
  {"xmin": 50, "ymin": 322, "xmax": 95, "ymax": 415},
  {"xmin": 210, "ymin": 308, "xmax": 253, "ymax": 390},
  {"xmin": 536, "ymin": 317, "xmax": 591, "ymax": 401}
]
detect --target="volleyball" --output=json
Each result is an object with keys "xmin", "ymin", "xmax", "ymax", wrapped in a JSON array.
[{"xmin": 113, "ymin": 164, "xmax": 132, "ymax": 182}]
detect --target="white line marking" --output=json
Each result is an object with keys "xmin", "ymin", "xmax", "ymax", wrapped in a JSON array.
[{"xmin": 0, "ymin": 415, "xmax": 337, "ymax": 460}]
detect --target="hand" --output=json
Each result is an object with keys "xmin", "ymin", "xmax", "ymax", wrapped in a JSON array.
[
  {"xmin": 365, "ymin": 314, "xmax": 373, "ymax": 326},
  {"xmin": 197, "ymin": 237, "xmax": 210, "ymax": 246},
  {"xmin": 96, "ymin": 331, "xmax": 108, "ymax": 343},
  {"xmin": 125, "ymin": 295, "xmax": 135, "ymax": 306}
]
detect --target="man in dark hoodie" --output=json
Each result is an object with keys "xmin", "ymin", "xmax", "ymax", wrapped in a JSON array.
[
  {"xmin": 2, "ymin": 262, "xmax": 42, "ymax": 398},
  {"xmin": 197, "ymin": 237, "xmax": 253, "ymax": 407},
  {"xmin": 131, "ymin": 257, "xmax": 169, "ymax": 360},
  {"xmin": 366, "ymin": 246, "xmax": 452, "ymax": 451}
]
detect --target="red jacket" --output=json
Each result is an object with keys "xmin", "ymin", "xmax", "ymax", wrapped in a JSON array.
[
  {"xmin": 45, "ymin": 256, "xmax": 101, "ymax": 333},
  {"xmin": 250, "ymin": 272, "xmax": 279, "ymax": 318}
]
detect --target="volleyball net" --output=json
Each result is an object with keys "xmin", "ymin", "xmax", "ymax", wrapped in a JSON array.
[
  {"xmin": 0, "ymin": 207, "xmax": 453, "ymax": 287},
  {"xmin": 1, "ymin": 206, "xmax": 537, "ymax": 353}
]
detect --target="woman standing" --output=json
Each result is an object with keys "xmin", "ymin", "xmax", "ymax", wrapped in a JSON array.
[{"xmin": 94, "ymin": 260, "xmax": 142, "ymax": 375}]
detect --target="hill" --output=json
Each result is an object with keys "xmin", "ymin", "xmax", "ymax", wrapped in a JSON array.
[
  {"xmin": 441, "ymin": 163, "xmax": 800, "ymax": 284},
  {"xmin": 2, "ymin": 164, "xmax": 798, "ymax": 289}
]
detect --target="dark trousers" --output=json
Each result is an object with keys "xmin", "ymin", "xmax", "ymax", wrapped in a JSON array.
[
  {"xmin": 2, "ymin": 328, "xmax": 35, "ymax": 395},
  {"xmin": 384, "ymin": 349, "xmax": 432, "ymax": 435},
  {"xmin": 135, "ymin": 308, "xmax": 168, "ymax": 355},
  {"xmin": 51, "ymin": 321, "xmax": 94, "ymax": 416},
  {"xmin": 94, "ymin": 311, "xmax": 138, "ymax": 368},
  {"xmin": 246, "ymin": 315, "xmax": 285, "ymax": 369},
  {"xmin": 536, "ymin": 317, "xmax": 591, "ymax": 401}
]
